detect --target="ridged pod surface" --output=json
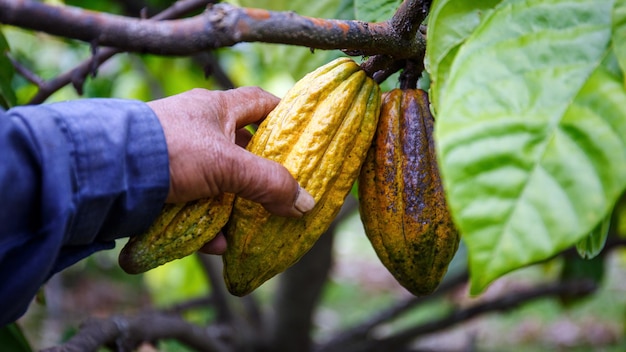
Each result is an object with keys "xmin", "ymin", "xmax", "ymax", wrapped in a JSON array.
[
  {"xmin": 358, "ymin": 88, "xmax": 460, "ymax": 296},
  {"xmin": 119, "ymin": 193, "xmax": 234, "ymax": 274},
  {"xmin": 223, "ymin": 57, "xmax": 381, "ymax": 296}
]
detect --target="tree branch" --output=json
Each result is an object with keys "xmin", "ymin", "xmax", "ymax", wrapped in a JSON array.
[
  {"xmin": 318, "ymin": 271, "xmax": 468, "ymax": 352},
  {"xmin": 361, "ymin": 0, "xmax": 429, "ymax": 82},
  {"xmin": 390, "ymin": 0, "xmax": 431, "ymax": 40},
  {"xmin": 6, "ymin": 53, "xmax": 44, "ymax": 86},
  {"xmin": 40, "ymin": 312, "xmax": 231, "ymax": 352},
  {"xmin": 0, "ymin": 1, "xmax": 424, "ymax": 59},
  {"xmin": 195, "ymin": 51, "xmax": 235, "ymax": 90},
  {"xmin": 16, "ymin": 0, "xmax": 213, "ymax": 104},
  {"xmin": 345, "ymin": 279, "xmax": 598, "ymax": 352}
]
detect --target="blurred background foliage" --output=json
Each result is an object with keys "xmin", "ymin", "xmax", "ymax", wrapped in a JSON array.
[{"xmin": 2, "ymin": 0, "xmax": 626, "ymax": 351}]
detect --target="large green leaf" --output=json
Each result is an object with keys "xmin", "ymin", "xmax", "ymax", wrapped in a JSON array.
[
  {"xmin": 425, "ymin": 0, "xmax": 503, "ymax": 112},
  {"xmin": 354, "ymin": 0, "xmax": 402, "ymax": 23},
  {"xmin": 435, "ymin": 0, "xmax": 626, "ymax": 294}
]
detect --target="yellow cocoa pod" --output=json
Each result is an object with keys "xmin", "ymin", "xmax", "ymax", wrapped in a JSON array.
[
  {"xmin": 223, "ymin": 57, "xmax": 381, "ymax": 296},
  {"xmin": 119, "ymin": 193, "xmax": 234, "ymax": 274},
  {"xmin": 358, "ymin": 88, "xmax": 460, "ymax": 296}
]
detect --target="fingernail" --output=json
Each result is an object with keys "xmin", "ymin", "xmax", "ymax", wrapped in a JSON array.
[{"xmin": 294, "ymin": 186, "xmax": 315, "ymax": 214}]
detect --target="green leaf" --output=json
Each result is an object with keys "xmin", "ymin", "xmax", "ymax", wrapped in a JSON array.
[
  {"xmin": 435, "ymin": 0, "xmax": 626, "ymax": 294},
  {"xmin": 354, "ymin": 0, "xmax": 402, "ymax": 22},
  {"xmin": 0, "ymin": 323, "xmax": 33, "ymax": 352},
  {"xmin": 613, "ymin": 0, "xmax": 626, "ymax": 82},
  {"xmin": 425, "ymin": 0, "xmax": 503, "ymax": 112},
  {"xmin": 575, "ymin": 212, "xmax": 611, "ymax": 259},
  {"xmin": 0, "ymin": 28, "xmax": 16, "ymax": 109}
]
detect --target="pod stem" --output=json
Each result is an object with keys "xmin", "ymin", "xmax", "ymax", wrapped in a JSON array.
[{"xmin": 399, "ymin": 59, "xmax": 422, "ymax": 90}]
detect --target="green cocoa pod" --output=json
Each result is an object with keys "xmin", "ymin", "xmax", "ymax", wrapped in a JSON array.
[{"xmin": 119, "ymin": 193, "xmax": 234, "ymax": 274}]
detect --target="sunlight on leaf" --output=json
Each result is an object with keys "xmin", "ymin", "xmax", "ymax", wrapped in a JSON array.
[
  {"xmin": 425, "ymin": 0, "xmax": 503, "ymax": 112},
  {"xmin": 434, "ymin": 0, "xmax": 626, "ymax": 294}
]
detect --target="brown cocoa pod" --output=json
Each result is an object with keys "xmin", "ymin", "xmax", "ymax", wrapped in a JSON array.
[{"xmin": 358, "ymin": 88, "xmax": 460, "ymax": 296}]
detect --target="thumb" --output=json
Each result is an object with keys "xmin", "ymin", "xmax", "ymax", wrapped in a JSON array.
[{"xmin": 224, "ymin": 146, "xmax": 315, "ymax": 217}]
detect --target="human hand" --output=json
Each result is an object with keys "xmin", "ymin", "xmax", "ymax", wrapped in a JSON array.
[{"xmin": 148, "ymin": 87, "xmax": 315, "ymax": 253}]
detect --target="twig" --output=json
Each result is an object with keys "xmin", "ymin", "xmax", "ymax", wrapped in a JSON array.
[
  {"xmin": 23, "ymin": 0, "xmax": 213, "ymax": 104},
  {"xmin": 390, "ymin": 0, "xmax": 431, "ymax": 39},
  {"xmin": 0, "ymin": 1, "xmax": 424, "ymax": 59},
  {"xmin": 360, "ymin": 55, "xmax": 400, "ymax": 81},
  {"xmin": 361, "ymin": 0, "xmax": 429, "ymax": 85},
  {"xmin": 166, "ymin": 295, "xmax": 214, "ymax": 314},
  {"xmin": 6, "ymin": 53, "xmax": 44, "ymax": 86},
  {"xmin": 348, "ymin": 279, "xmax": 598, "ymax": 352},
  {"xmin": 399, "ymin": 59, "xmax": 423, "ymax": 90},
  {"xmin": 194, "ymin": 51, "xmax": 235, "ymax": 89},
  {"xmin": 317, "ymin": 270, "xmax": 468, "ymax": 352},
  {"xmin": 40, "ymin": 312, "xmax": 230, "ymax": 352}
]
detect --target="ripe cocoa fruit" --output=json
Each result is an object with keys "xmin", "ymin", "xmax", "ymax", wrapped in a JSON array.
[
  {"xmin": 119, "ymin": 193, "xmax": 234, "ymax": 274},
  {"xmin": 223, "ymin": 57, "xmax": 381, "ymax": 296},
  {"xmin": 358, "ymin": 88, "xmax": 460, "ymax": 296}
]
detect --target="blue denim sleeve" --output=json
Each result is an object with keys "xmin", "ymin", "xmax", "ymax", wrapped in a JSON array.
[{"xmin": 0, "ymin": 99, "xmax": 170, "ymax": 326}]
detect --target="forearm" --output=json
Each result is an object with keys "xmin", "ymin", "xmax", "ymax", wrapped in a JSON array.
[{"xmin": 0, "ymin": 99, "xmax": 169, "ymax": 325}]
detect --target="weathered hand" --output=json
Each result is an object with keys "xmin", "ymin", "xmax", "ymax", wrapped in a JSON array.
[{"xmin": 148, "ymin": 87, "xmax": 315, "ymax": 253}]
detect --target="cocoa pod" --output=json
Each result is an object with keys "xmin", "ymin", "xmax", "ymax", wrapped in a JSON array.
[
  {"xmin": 358, "ymin": 88, "xmax": 460, "ymax": 296},
  {"xmin": 119, "ymin": 193, "xmax": 234, "ymax": 274},
  {"xmin": 223, "ymin": 57, "xmax": 381, "ymax": 296}
]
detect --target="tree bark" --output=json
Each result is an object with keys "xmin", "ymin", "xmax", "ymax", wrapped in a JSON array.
[{"xmin": 0, "ymin": 1, "xmax": 424, "ymax": 59}]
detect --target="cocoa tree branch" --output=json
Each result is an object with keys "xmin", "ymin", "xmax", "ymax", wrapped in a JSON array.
[
  {"xmin": 361, "ymin": 0, "xmax": 429, "ymax": 82},
  {"xmin": 6, "ymin": 53, "xmax": 44, "ymax": 86},
  {"xmin": 318, "ymin": 270, "xmax": 468, "ymax": 352},
  {"xmin": 18, "ymin": 0, "xmax": 214, "ymax": 104},
  {"xmin": 339, "ymin": 279, "xmax": 598, "ymax": 352},
  {"xmin": 363, "ymin": 271, "xmax": 468, "ymax": 330},
  {"xmin": 390, "ymin": 0, "xmax": 431, "ymax": 39},
  {"xmin": 40, "ymin": 312, "xmax": 231, "ymax": 352},
  {"xmin": 195, "ymin": 51, "xmax": 236, "ymax": 89},
  {"xmin": 0, "ymin": 1, "xmax": 424, "ymax": 59}
]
